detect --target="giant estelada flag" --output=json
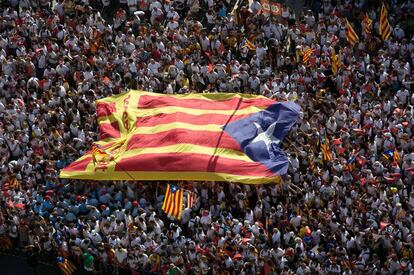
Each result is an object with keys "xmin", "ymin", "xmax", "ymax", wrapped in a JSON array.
[{"xmin": 60, "ymin": 90, "xmax": 300, "ymax": 184}]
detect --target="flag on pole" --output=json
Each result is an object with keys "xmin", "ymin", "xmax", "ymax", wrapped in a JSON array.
[
  {"xmin": 56, "ymin": 257, "xmax": 77, "ymax": 275},
  {"xmin": 60, "ymin": 91, "xmax": 300, "ymax": 184},
  {"xmin": 320, "ymin": 128, "xmax": 333, "ymax": 162},
  {"xmin": 187, "ymin": 191, "xmax": 197, "ymax": 209},
  {"xmin": 346, "ymin": 149, "xmax": 359, "ymax": 171},
  {"xmin": 9, "ymin": 177, "xmax": 20, "ymax": 190},
  {"xmin": 345, "ymin": 19, "xmax": 359, "ymax": 46},
  {"xmin": 241, "ymin": 37, "xmax": 256, "ymax": 51},
  {"xmin": 308, "ymin": 156, "xmax": 316, "ymax": 172},
  {"xmin": 363, "ymin": 13, "xmax": 372, "ymax": 35},
  {"xmin": 302, "ymin": 48, "xmax": 312, "ymax": 64},
  {"xmin": 379, "ymin": 3, "xmax": 392, "ymax": 40},
  {"xmin": 382, "ymin": 149, "xmax": 395, "ymax": 160},
  {"xmin": 331, "ymin": 49, "xmax": 340, "ymax": 75},
  {"xmin": 394, "ymin": 149, "xmax": 401, "ymax": 163},
  {"xmin": 162, "ymin": 184, "xmax": 184, "ymax": 219}
]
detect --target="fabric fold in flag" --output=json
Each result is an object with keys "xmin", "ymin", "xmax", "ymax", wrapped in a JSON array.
[{"xmin": 60, "ymin": 90, "xmax": 300, "ymax": 184}]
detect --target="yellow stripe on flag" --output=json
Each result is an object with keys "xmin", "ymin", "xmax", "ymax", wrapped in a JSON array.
[{"xmin": 120, "ymin": 144, "xmax": 255, "ymax": 163}]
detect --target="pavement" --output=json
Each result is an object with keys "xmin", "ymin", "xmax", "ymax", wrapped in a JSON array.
[{"xmin": 0, "ymin": 252, "xmax": 60, "ymax": 275}]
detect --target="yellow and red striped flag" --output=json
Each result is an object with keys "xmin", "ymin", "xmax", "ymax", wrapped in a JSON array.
[
  {"xmin": 363, "ymin": 13, "xmax": 372, "ymax": 35},
  {"xmin": 9, "ymin": 178, "xmax": 20, "ymax": 190},
  {"xmin": 162, "ymin": 184, "xmax": 184, "ymax": 219},
  {"xmin": 331, "ymin": 49, "xmax": 340, "ymax": 75},
  {"xmin": 241, "ymin": 37, "xmax": 256, "ymax": 51},
  {"xmin": 346, "ymin": 19, "xmax": 359, "ymax": 46},
  {"xmin": 379, "ymin": 3, "xmax": 392, "ymax": 40},
  {"xmin": 320, "ymin": 128, "xmax": 333, "ymax": 162},
  {"xmin": 302, "ymin": 48, "xmax": 312, "ymax": 64},
  {"xmin": 394, "ymin": 149, "xmax": 401, "ymax": 163},
  {"xmin": 60, "ymin": 91, "xmax": 300, "ymax": 184},
  {"xmin": 187, "ymin": 191, "xmax": 197, "ymax": 209},
  {"xmin": 57, "ymin": 257, "xmax": 77, "ymax": 275}
]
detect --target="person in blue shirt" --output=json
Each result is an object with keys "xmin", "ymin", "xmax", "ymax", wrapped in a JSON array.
[
  {"xmin": 65, "ymin": 209, "xmax": 77, "ymax": 222},
  {"xmin": 101, "ymin": 204, "xmax": 111, "ymax": 217},
  {"xmin": 78, "ymin": 198, "xmax": 89, "ymax": 215},
  {"xmin": 41, "ymin": 196, "xmax": 54, "ymax": 216}
]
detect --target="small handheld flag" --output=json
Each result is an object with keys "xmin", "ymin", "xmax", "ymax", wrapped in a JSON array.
[
  {"xmin": 302, "ymin": 48, "xmax": 312, "ymax": 64},
  {"xmin": 363, "ymin": 13, "xmax": 372, "ymax": 35},
  {"xmin": 320, "ymin": 128, "xmax": 333, "ymax": 162},
  {"xmin": 162, "ymin": 184, "xmax": 184, "ymax": 219},
  {"xmin": 187, "ymin": 191, "xmax": 197, "ymax": 209},
  {"xmin": 346, "ymin": 19, "xmax": 359, "ymax": 46},
  {"xmin": 240, "ymin": 37, "xmax": 256, "ymax": 51},
  {"xmin": 382, "ymin": 149, "xmax": 395, "ymax": 160},
  {"xmin": 331, "ymin": 49, "xmax": 340, "ymax": 75},
  {"xmin": 379, "ymin": 3, "xmax": 392, "ymax": 40},
  {"xmin": 56, "ymin": 257, "xmax": 77, "ymax": 275}
]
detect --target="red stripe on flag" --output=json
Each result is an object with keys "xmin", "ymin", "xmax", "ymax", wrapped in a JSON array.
[
  {"xmin": 62, "ymin": 157, "xmax": 92, "ymax": 171},
  {"xmin": 99, "ymin": 122, "xmax": 121, "ymax": 139},
  {"xmin": 138, "ymin": 95, "xmax": 274, "ymax": 110},
  {"xmin": 96, "ymin": 102, "xmax": 116, "ymax": 117},
  {"xmin": 136, "ymin": 112, "xmax": 249, "ymax": 127},
  {"xmin": 127, "ymin": 130, "xmax": 242, "ymax": 151},
  {"xmin": 115, "ymin": 153, "xmax": 274, "ymax": 177},
  {"xmin": 177, "ymin": 190, "xmax": 183, "ymax": 216}
]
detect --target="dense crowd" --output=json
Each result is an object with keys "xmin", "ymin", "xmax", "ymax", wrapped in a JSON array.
[{"xmin": 1, "ymin": 0, "xmax": 414, "ymax": 274}]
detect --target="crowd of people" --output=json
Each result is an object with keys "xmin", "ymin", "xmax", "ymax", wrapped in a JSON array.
[{"xmin": 1, "ymin": 0, "xmax": 414, "ymax": 274}]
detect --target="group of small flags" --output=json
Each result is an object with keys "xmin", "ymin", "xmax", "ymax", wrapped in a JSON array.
[
  {"xmin": 162, "ymin": 184, "xmax": 198, "ymax": 220},
  {"xmin": 345, "ymin": 2, "xmax": 391, "ymax": 47}
]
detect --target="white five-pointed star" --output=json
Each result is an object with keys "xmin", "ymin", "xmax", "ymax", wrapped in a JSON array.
[{"xmin": 252, "ymin": 121, "xmax": 281, "ymax": 152}]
